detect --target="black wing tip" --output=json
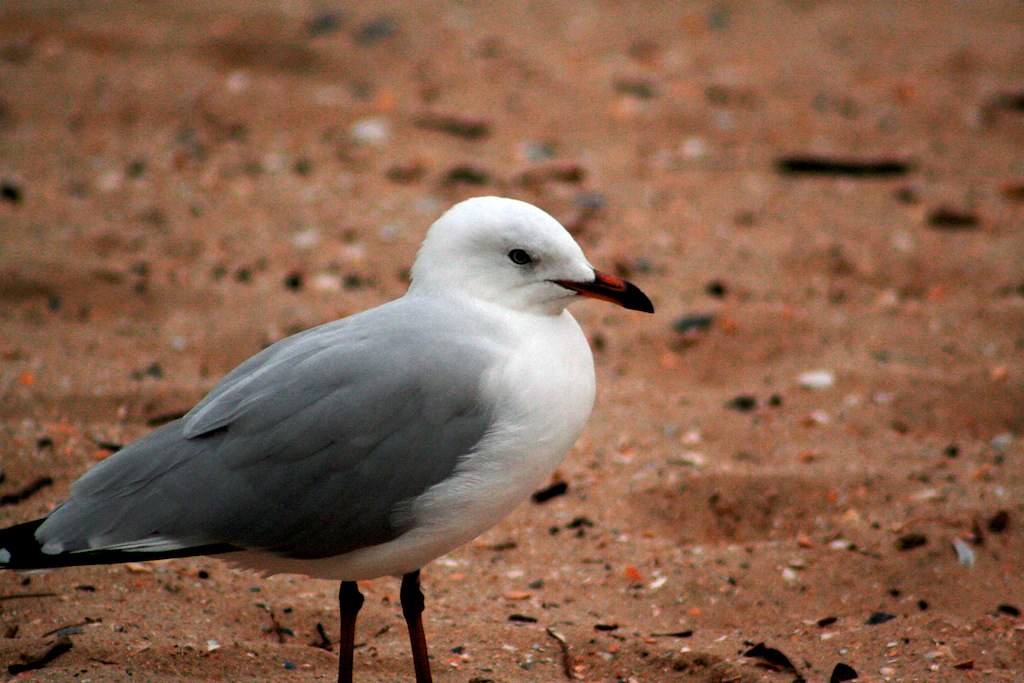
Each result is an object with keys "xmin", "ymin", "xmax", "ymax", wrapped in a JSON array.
[
  {"xmin": 0, "ymin": 518, "xmax": 49, "ymax": 570},
  {"xmin": 0, "ymin": 518, "xmax": 239, "ymax": 571}
]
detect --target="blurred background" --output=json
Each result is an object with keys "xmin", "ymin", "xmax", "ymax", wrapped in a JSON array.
[{"xmin": 1, "ymin": 2, "xmax": 1023, "ymax": 681}]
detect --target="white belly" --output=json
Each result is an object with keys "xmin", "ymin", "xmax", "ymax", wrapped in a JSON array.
[{"xmin": 234, "ymin": 310, "xmax": 596, "ymax": 581}]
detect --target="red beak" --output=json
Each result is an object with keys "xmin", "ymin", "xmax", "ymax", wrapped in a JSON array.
[{"xmin": 552, "ymin": 270, "xmax": 654, "ymax": 313}]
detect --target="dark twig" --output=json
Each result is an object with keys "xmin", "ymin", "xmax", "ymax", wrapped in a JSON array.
[
  {"xmin": 7, "ymin": 635, "xmax": 73, "ymax": 675},
  {"xmin": 545, "ymin": 627, "xmax": 574, "ymax": 680},
  {"xmin": 1, "ymin": 477, "xmax": 53, "ymax": 506},
  {"xmin": 0, "ymin": 592, "xmax": 59, "ymax": 602}
]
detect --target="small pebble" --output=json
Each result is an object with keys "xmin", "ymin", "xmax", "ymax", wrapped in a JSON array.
[
  {"xmin": 386, "ymin": 162, "xmax": 427, "ymax": 184},
  {"xmin": 531, "ymin": 481, "xmax": 568, "ymax": 504},
  {"xmin": 350, "ymin": 117, "xmax": 390, "ymax": 145},
  {"xmin": 516, "ymin": 160, "xmax": 586, "ymax": 186},
  {"xmin": 520, "ymin": 141, "xmax": 556, "ymax": 162},
  {"xmin": 673, "ymin": 313, "xmax": 715, "ymax": 335},
  {"xmin": 991, "ymin": 433, "xmax": 1014, "ymax": 450},
  {"xmin": 574, "ymin": 191, "xmax": 606, "ymax": 211},
  {"xmin": 775, "ymin": 155, "xmax": 911, "ymax": 177},
  {"xmin": 680, "ymin": 137, "xmax": 708, "ymax": 159},
  {"xmin": 226, "ymin": 71, "xmax": 249, "ymax": 93},
  {"xmin": 441, "ymin": 165, "xmax": 490, "ymax": 186},
  {"xmin": 291, "ymin": 227, "xmax": 321, "ymax": 249},
  {"xmin": 725, "ymin": 394, "xmax": 757, "ymax": 412},
  {"xmin": 306, "ymin": 10, "xmax": 344, "ymax": 38},
  {"xmin": 896, "ymin": 533, "xmax": 928, "ymax": 550},
  {"xmin": 704, "ymin": 280, "xmax": 727, "ymax": 297},
  {"xmin": 355, "ymin": 16, "xmax": 397, "ymax": 45},
  {"xmin": 311, "ymin": 273, "xmax": 343, "ymax": 293},
  {"xmin": 830, "ymin": 663, "xmax": 858, "ymax": 682},
  {"xmin": 415, "ymin": 111, "xmax": 491, "ymax": 140},
  {"xmin": 865, "ymin": 611, "xmax": 896, "ymax": 625},
  {"xmin": 798, "ymin": 370, "xmax": 835, "ymax": 390},
  {"xmin": 952, "ymin": 537, "xmax": 976, "ymax": 567},
  {"xmin": 508, "ymin": 613, "xmax": 537, "ymax": 623},
  {"xmin": 927, "ymin": 207, "xmax": 979, "ymax": 230},
  {"xmin": 669, "ymin": 451, "xmax": 705, "ymax": 468},
  {"xmin": 614, "ymin": 77, "xmax": 658, "ymax": 99},
  {"xmin": 987, "ymin": 510, "xmax": 1010, "ymax": 533}
]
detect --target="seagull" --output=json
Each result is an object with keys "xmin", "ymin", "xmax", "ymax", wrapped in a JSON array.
[{"xmin": 0, "ymin": 196, "xmax": 653, "ymax": 682}]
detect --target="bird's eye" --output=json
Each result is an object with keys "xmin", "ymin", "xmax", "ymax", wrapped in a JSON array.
[{"xmin": 508, "ymin": 249, "xmax": 533, "ymax": 266}]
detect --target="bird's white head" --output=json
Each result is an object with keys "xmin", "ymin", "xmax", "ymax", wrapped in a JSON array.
[{"xmin": 410, "ymin": 196, "xmax": 653, "ymax": 316}]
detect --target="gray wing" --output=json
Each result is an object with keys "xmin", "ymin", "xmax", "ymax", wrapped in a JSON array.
[{"xmin": 37, "ymin": 297, "xmax": 501, "ymax": 560}]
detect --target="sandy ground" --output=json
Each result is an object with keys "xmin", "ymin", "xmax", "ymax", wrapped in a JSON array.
[{"xmin": 1, "ymin": 1, "xmax": 1023, "ymax": 681}]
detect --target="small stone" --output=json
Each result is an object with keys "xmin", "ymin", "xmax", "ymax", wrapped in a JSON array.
[
  {"xmin": 441, "ymin": 165, "xmax": 490, "ymax": 186},
  {"xmin": 2, "ymin": 180, "xmax": 24, "ymax": 203},
  {"xmin": 865, "ymin": 611, "xmax": 896, "ymax": 625},
  {"xmin": 680, "ymin": 137, "xmax": 708, "ymax": 159},
  {"xmin": 311, "ymin": 273, "xmax": 343, "ymax": 293},
  {"xmin": 798, "ymin": 370, "xmax": 835, "ymax": 390},
  {"xmin": 503, "ymin": 590, "xmax": 533, "ymax": 601},
  {"xmin": 952, "ymin": 537, "xmax": 976, "ymax": 567},
  {"xmin": 927, "ymin": 207, "xmax": 979, "ymax": 230},
  {"xmin": 225, "ymin": 71, "xmax": 249, "ymax": 93},
  {"xmin": 519, "ymin": 141, "xmax": 556, "ymax": 162},
  {"xmin": 291, "ymin": 227, "xmax": 321, "ymax": 249},
  {"xmin": 725, "ymin": 394, "xmax": 757, "ymax": 412},
  {"xmin": 283, "ymin": 271, "xmax": 304, "ymax": 291},
  {"xmin": 355, "ymin": 16, "xmax": 397, "ymax": 45},
  {"xmin": 991, "ymin": 433, "xmax": 1015, "ymax": 450},
  {"xmin": 830, "ymin": 663, "xmax": 858, "ymax": 682},
  {"xmin": 704, "ymin": 280, "xmax": 727, "ymax": 298},
  {"xmin": 306, "ymin": 10, "xmax": 344, "ymax": 38},
  {"xmin": 896, "ymin": 533, "xmax": 928, "ymax": 550},
  {"xmin": 614, "ymin": 77, "xmax": 658, "ymax": 99},
  {"xmin": 672, "ymin": 313, "xmax": 715, "ymax": 335},
  {"xmin": 669, "ymin": 451, "xmax": 705, "ymax": 468},
  {"xmin": 386, "ymin": 161, "xmax": 427, "ymax": 184},
  {"xmin": 531, "ymin": 481, "xmax": 568, "ymax": 504},
  {"xmin": 350, "ymin": 117, "xmax": 390, "ymax": 145},
  {"xmin": 414, "ymin": 111, "xmax": 492, "ymax": 140},
  {"xmin": 508, "ymin": 613, "xmax": 537, "ymax": 623},
  {"xmin": 96, "ymin": 169, "xmax": 124, "ymax": 192},
  {"xmin": 987, "ymin": 510, "xmax": 1010, "ymax": 533}
]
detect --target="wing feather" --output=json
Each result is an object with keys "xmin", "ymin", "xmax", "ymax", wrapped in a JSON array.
[{"xmin": 37, "ymin": 297, "xmax": 503, "ymax": 560}]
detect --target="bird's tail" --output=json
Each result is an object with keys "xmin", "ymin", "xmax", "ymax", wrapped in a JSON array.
[{"xmin": 0, "ymin": 519, "xmax": 238, "ymax": 570}]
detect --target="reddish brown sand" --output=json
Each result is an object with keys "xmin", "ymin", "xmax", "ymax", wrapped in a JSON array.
[{"xmin": 2, "ymin": 2, "xmax": 1023, "ymax": 681}]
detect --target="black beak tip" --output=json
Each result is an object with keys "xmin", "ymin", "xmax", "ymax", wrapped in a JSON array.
[{"xmin": 625, "ymin": 283, "xmax": 655, "ymax": 314}]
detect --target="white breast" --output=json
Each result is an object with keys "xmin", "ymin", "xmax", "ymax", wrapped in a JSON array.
[{"xmin": 238, "ymin": 309, "xmax": 596, "ymax": 581}]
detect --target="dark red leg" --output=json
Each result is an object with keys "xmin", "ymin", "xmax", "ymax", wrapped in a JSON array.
[
  {"xmin": 400, "ymin": 570, "xmax": 433, "ymax": 683},
  {"xmin": 338, "ymin": 580, "xmax": 364, "ymax": 683}
]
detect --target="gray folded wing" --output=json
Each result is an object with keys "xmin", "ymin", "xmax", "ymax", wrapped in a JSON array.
[{"xmin": 37, "ymin": 298, "xmax": 501, "ymax": 560}]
